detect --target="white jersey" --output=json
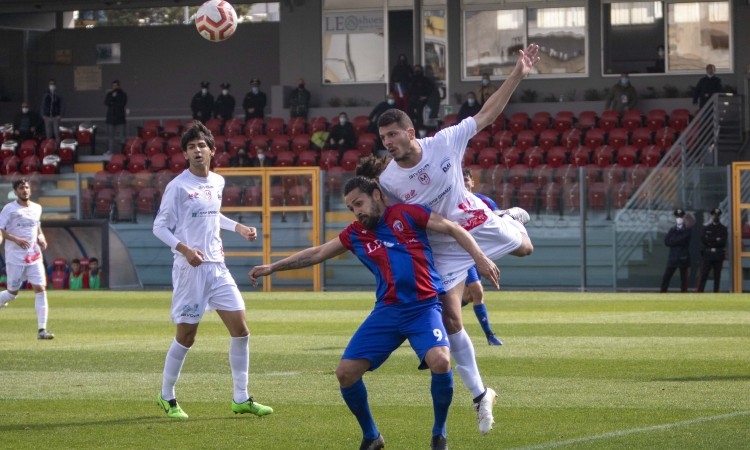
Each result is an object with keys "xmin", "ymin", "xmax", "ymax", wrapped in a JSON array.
[
  {"xmin": 378, "ymin": 116, "xmax": 491, "ymax": 243},
  {"xmin": 153, "ymin": 170, "xmax": 228, "ymax": 263},
  {"xmin": 0, "ymin": 200, "xmax": 43, "ymax": 266}
]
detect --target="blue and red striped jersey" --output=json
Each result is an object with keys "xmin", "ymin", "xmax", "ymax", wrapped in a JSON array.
[
  {"xmin": 474, "ymin": 193, "xmax": 499, "ymax": 211},
  {"xmin": 339, "ymin": 203, "xmax": 445, "ymax": 307}
]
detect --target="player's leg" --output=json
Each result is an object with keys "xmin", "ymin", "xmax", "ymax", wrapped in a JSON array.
[
  {"xmin": 0, "ymin": 263, "xmax": 23, "ymax": 308},
  {"xmin": 466, "ymin": 280, "xmax": 503, "ymax": 346},
  {"xmin": 157, "ymin": 322, "xmax": 195, "ymax": 419},
  {"xmin": 28, "ymin": 261, "xmax": 53, "ymax": 339}
]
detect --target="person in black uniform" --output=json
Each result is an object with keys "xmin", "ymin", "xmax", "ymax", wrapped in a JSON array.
[
  {"xmin": 190, "ymin": 81, "xmax": 214, "ymax": 123},
  {"xmin": 693, "ymin": 64, "xmax": 723, "ymax": 109},
  {"xmin": 660, "ymin": 208, "xmax": 693, "ymax": 292},
  {"xmin": 213, "ymin": 82, "xmax": 236, "ymax": 122},
  {"xmin": 696, "ymin": 208, "xmax": 728, "ymax": 292},
  {"xmin": 242, "ymin": 78, "xmax": 266, "ymax": 121}
]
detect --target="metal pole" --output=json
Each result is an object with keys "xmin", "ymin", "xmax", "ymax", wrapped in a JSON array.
[{"xmin": 579, "ymin": 167, "xmax": 587, "ymax": 291}]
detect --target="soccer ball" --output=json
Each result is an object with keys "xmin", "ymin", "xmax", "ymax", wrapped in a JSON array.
[{"xmin": 195, "ymin": 0, "xmax": 238, "ymax": 42}]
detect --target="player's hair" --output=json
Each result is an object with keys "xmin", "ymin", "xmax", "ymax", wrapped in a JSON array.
[
  {"xmin": 376, "ymin": 108, "xmax": 413, "ymax": 130},
  {"xmin": 181, "ymin": 120, "xmax": 215, "ymax": 152},
  {"xmin": 462, "ymin": 168, "xmax": 473, "ymax": 179},
  {"xmin": 343, "ymin": 176, "xmax": 381, "ymax": 197},
  {"xmin": 88, "ymin": 257, "xmax": 99, "ymax": 264},
  {"xmin": 71, "ymin": 258, "xmax": 81, "ymax": 264},
  {"xmin": 356, "ymin": 154, "xmax": 390, "ymax": 180},
  {"xmin": 12, "ymin": 178, "xmax": 30, "ymax": 190}
]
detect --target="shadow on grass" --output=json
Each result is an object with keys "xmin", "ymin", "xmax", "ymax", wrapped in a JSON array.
[
  {"xmin": 654, "ymin": 375, "xmax": 750, "ymax": 382},
  {"xmin": 0, "ymin": 414, "xmax": 266, "ymax": 432}
]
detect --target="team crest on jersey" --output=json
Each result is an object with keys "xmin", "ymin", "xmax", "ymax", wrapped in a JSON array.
[
  {"xmin": 418, "ymin": 172, "xmax": 430, "ymax": 185},
  {"xmin": 204, "ymin": 190, "xmax": 212, "ymax": 200},
  {"xmin": 392, "ymin": 219, "xmax": 404, "ymax": 232},
  {"xmin": 440, "ymin": 156, "xmax": 452, "ymax": 173}
]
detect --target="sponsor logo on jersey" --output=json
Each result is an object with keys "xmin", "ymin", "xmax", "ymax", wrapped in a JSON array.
[
  {"xmin": 392, "ymin": 219, "xmax": 404, "ymax": 232},
  {"xmin": 365, "ymin": 238, "xmax": 395, "ymax": 254},
  {"xmin": 204, "ymin": 189, "xmax": 212, "ymax": 200},
  {"xmin": 188, "ymin": 192, "xmax": 200, "ymax": 200},
  {"xmin": 418, "ymin": 172, "xmax": 430, "ymax": 185},
  {"xmin": 191, "ymin": 210, "xmax": 219, "ymax": 217},
  {"xmin": 408, "ymin": 163, "xmax": 431, "ymax": 180},
  {"xmin": 180, "ymin": 303, "xmax": 201, "ymax": 318},
  {"xmin": 440, "ymin": 157, "xmax": 451, "ymax": 173},
  {"xmin": 403, "ymin": 189, "xmax": 418, "ymax": 201}
]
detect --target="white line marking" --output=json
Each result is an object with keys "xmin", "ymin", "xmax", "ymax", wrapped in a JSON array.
[{"xmin": 511, "ymin": 410, "xmax": 750, "ymax": 450}]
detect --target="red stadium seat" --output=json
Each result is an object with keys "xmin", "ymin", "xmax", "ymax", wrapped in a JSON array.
[
  {"xmin": 477, "ymin": 147, "xmax": 498, "ymax": 169},
  {"xmin": 654, "ymin": 127, "xmax": 676, "ymax": 148},
  {"xmin": 577, "ymin": 111, "xmax": 598, "ymax": 130},
  {"xmin": 340, "ymin": 149, "xmax": 361, "ymax": 171},
  {"xmin": 275, "ymin": 150, "xmax": 296, "ymax": 167},
  {"xmin": 287, "ymin": 117, "xmax": 307, "ymax": 137},
  {"xmin": 352, "ymin": 115, "xmax": 370, "ymax": 137},
  {"xmin": 492, "ymin": 130, "xmax": 514, "ymax": 149},
  {"xmin": 269, "ymin": 135, "xmax": 290, "ymax": 153},
  {"xmin": 136, "ymin": 187, "xmax": 160, "ymax": 215},
  {"xmin": 319, "ymin": 149, "xmax": 340, "ymax": 170},
  {"xmin": 106, "ymin": 154, "xmax": 127, "ymax": 173},
  {"xmin": 515, "ymin": 130, "xmax": 537, "ymax": 151},
  {"xmin": 20, "ymin": 155, "xmax": 40, "ymax": 174},
  {"xmin": 641, "ymin": 145, "xmax": 664, "ymax": 167},
  {"xmin": 508, "ymin": 112, "xmax": 529, "ymax": 134},
  {"xmin": 560, "ymin": 128, "xmax": 582, "ymax": 149},
  {"xmin": 621, "ymin": 109, "xmax": 643, "ymax": 132},
  {"xmin": 17, "ymin": 139, "xmax": 37, "ymax": 159},
  {"xmin": 149, "ymin": 153, "xmax": 169, "ymax": 172},
  {"xmin": 500, "ymin": 147, "xmax": 521, "ymax": 168},
  {"xmin": 523, "ymin": 146, "xmax": 544, "ymax": 168},
  {"xmin": 290, "ymin": 134, "xmax": 312, "ymax": 153},
  {"xmin": 612, "ymin": 182, "xmax": 633, "ymax": 209},
  {"xmin": 128, "ymin": 153, "xmax": 148, "ymax": 173},
  {"xmin": 169, "ymin": 153, "xmax": 187, "ymax": 173},
  {"xmin": 139, "ymin": 119, "xmax": 161, "ymax": 139},
  {"xmin": 546, "ymin": 146, "xmax": 567, "ymax": 168},
  {"xmin": 356, "ymin": 133, "xmax": 378, "ymax": 155},
  {"xmin": 588, "ymin": 182, "xmax": 609, "ymax": 210},
  {"xmin": 583, "ymin": 128, "xmax": 606, "ymax": 150},
  {"xmin": 266, "ymin": 117, "xmax": 286, "ymax": 138},
  {"xmin": 245, "ymin": 118, "xmax": 265, "ymax": 137},
  {"xmin": 645, "ymin": 109, "xmax": 667, "ymax": 131},
  {"xmin": 553, "ymin": 111, "xmax": 575, "ymax": 132},
  {"xmin": 668, "ymin": 109, "xmax": 691, "ymax": 132},
  {"xmin": 631, "ymin": 127, "xmax": 653, "ymax": 149},
  {"xmin": 531, "ymin": 164, "xmax": 552, "ymax": 187},
  {"xmin": 538, "ymin": 129, "xmax": 560, "ymax": 150},
  {"xmin": 221, "ymin": 185, "xmax": 242, "ymax": 207},
  {"xmin": 599, "ymin": 110, "xmax": 620, "ymax": 131},
  {"xmin": 570, "ymin": 146, "xmax": 592, "ymax": 167},
  {"xmin": 224, "ymin": 118, "xmax": 244, "ymax": 137},
  {"xmin": 530, "ymin": 112, "xmax": 551, "ymax": 133},
  {"xmin": 161, "ymin": 119, "xmax": 182, "ymax": 138},
  {"xmin": 144, "ymin": 137, "xmax": 166, "ymax": 156},
  {"xmin": 593, "ymin": 145, "xmax": 615, "ymax": 167},
  {"xmin": 542, "ymin": 182, "xmax": 562, "ymax": 213},
  {"xmin": 506, "ymin": 164, "xmax": 529, "ymax": 188},
  {"xmin": 122, "ymin": 137, "xmax": 145, "ymax": 156},
  {"xmin": 213, "ymin": 152, "xmax": 232, "ymax": 168},
  {"xmin": 297, "ymin": 149, "xmax": 318, "ymax": 167},
  {"xmin": 114, "ymin": 188, "xmax": 136, "ymax": 222},
  {"xmin": 94, "ymin": 188, "xmax": 115, "ymax": 219},
  {"xmin": 616, "ymin": 145, "xmax": 638, "ymax": 167},
  {"xmin": 607, "ymin": 128, "xmax": 629, "ymax": 150},
  {"xmin": 468, "ymin": 131, "xmax": 491, "ymax": 151},
  {"xmin": 517, "ymin": 182, "xmax": 539, "ymax": 212}
]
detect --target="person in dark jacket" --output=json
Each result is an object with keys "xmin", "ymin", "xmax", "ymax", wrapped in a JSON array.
[
  {"xmin": 696, "ymin": 208, "xmax": 728, "ymax": 292},
  {"xmin": 242, "ymin": 78, "xmax": 266, "ymax": 121},
  {"xmin": 660, "ymin": 208, "xmax": 692, "ymax": 292},
  {"xmin": 40, "ymin": 79, "xmax": 62, "ymax": 143},
  {"xmin": 190, "ymin": 81, "xmax": 214, "ymax": 123},
  {"xmin": 457, "ymin": 92, "xmax": 481, "ymax": 121},
  {"xmin": 12, "ymin": 102, "xmax": 42, "ymax": 141},
  {"xmin": 693, "ymin": 64, "xmax": 723, "ymax": 109},
  {"xmin": 213, "ymin": 82, "xmax": 235, "ymax": 121},
  {"xmin": 327, "ymin": 112, "xmax": 356, "ymax": 155},
  {"xmin": 104, "ymin": 80, "xmax": 128, "ymax": 154},
  {"xmin": 288, "ymin": 78, "xmax": 310, "ymax": 120},
  {"xmin": 367, "ymin": 93, "xmax": 396, "ymax": 134},
  {"xmin": 406, "ymin": 64, "xmax": 437, "ymax": 130}
]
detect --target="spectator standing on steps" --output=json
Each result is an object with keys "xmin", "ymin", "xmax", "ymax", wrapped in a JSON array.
[{"xmin": 104, "ymin": 79, "xmax": 128, "ymax": 155}]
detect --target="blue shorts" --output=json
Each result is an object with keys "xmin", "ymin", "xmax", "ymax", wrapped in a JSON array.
[
  {"xmin": 465, "ymin": 265, "xmax": 480, "ymax": 285},
  {"xmin": 341, "ymin": 298, "xmax": 449, "ymax": 371}
]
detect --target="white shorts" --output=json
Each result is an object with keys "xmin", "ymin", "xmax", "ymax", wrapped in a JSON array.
[
  {"xmin": 6, "ymin": 260, "xmax": 46, "ymax": 291},
  {"xmin": 170, "ymin": 261, "xmax": 244, "ymax": 324},
  {"xmin": 432, "ymin": 214, "xmax": 524, "ymax": 291}
]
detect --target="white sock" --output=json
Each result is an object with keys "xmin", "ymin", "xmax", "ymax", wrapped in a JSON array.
[
  {"xmin": 448, "ymin": 329, "xmax": 486, "ymax": 398},
  {"xmin": 161, "ymin": 339, "xmax": 190, "ymax": 401},
  {"xmin": 35, "ymin": 291, "xmax": 48, "ymax": 330},
  {"xmin": 229, "ymin": 335, "xmax": 250, "ymax": 403},
  {"xmin": 0, "ymin": 290, "xmax": 16, "ymax": 307}
]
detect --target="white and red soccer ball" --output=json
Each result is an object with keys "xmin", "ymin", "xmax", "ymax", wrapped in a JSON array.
[{"xmin": 195, "ymin": 0, "xmax": 238, "ymax": 42}]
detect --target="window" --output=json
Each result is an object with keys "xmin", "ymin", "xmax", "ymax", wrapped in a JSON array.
[
  {"xmin": 322, "ymin": 7, "xmax": 385, "ymax": 84},
  {"xmin": 667, "ymin": 2, "xmax": 730, "ymax": 71},
  {"xmin": 462, "ymin": 3, "xmax": 587, "ymax": 79}
]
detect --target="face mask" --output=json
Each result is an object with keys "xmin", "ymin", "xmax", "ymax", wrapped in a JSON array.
[
  {"xmin": 657, "ymin": 49, "xmax": 665, "ymax": 57},
  {"xmin": 620, "ymin": 78, "xmax": 629, "ymax": 86},
  {"xmin": 49, "ymin": 85, "xmax": 56, "ymax": 92},
  {"xmin": 707, "ymin": 74, "xmax": 714, "ymax": 78},
  {"xmin": 676, "ymin": 218, "xmax": 684, "ymax": 226},
  {"xmin": 387, "ymin": 99, "xmax": 395, "ymax": 105},
  {"xmin": 339, "ymin": 118, "xmax": 346, "ymax": 125},
  {"xmin": 251, "ymin": 87, "xmax": 259, "ymax": 94},
  {"xmin": 467, "ymin": 99, "xmax": 476, "ymax": 106},
  {"xmin": 21, "ymin": 108, "xmax": 29, "ymax": 114},
  {"xmin": 482, "ymin": 79, "xmax": 489, "ymax": 86},
  {"xmin": 201, "ymin": 88, "xmax": 208, "ymax": 94},
  {"xmin": 257, "ymin": 153, "xmax": 265, "ymax": 161},
  {"xmin": 221, "ymin": 89, "xmax": 228, "ymax": 96}
]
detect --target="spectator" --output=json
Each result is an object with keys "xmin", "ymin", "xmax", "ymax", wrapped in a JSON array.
[
  {"xmin": 242, "ymin": 78, "xmax": 266, "ymax": 121},
  {"xmin": 40, "ymin": 78, "xmax": 62, "ymax": 143},
  {"xmin": 367, "ymin": 93, "xmax": 396, "ymax": 134},
  {"xmin": 660, "ymin": 208, "xmax": 692, "ymax": 293},
  {"xmin": 696, "ymin": 208, "xmax": 728, "ymax": 293},
  {"xmin": 250, "ymin": 147, "xmax": 274, "ymax": 167},
  {"xmin": 230, "ymin": 148, "xmax": 253, "ymax": 167},
  {"xmin": 476, "ymin": 73, "xmax": 497, "ymax": 106},
  {"xmin": 104, "ymin": 79, "xmax": 128, "ymax": 155},
  {"xmin": 327, "ymin": 112, "xmax": 356, "ymax": 154},
  {"xmin": 213, "ymin": 82, "xmax": 236, "ymax": 121},
  {"xmin": 457, "ymin": 92, "xmax": 481, "ymax": 121},
  {"xmin": 604, "ymin": 72, "xmax": 638, "ymax": 114},
  {"xmin": 12, "ymin": 101, "xmax": 42, "ymax": 142},
  {"xmin": 288, "ymin": 78, "xmax": 310, "ymax": 120},
  {"xmin": 407, "ymin": 64, "xmax": 437, "ymax": 130},
  {"xmin": 86, "ymin": 257, "xmax": 103, "ymax": 289},
  {"xmin": 650, "ymin": 45, "xmax": 665, "ymax": 73},
  {"xmin": 66, "ymin": 258, "xmax": 85, "ymax": 290},
  {"xmin": 693, "ymin": 64, "xmax": 723, "ymax": 109},
  {"xmin": 190, "ymin": 81, "xmax": 214, "ymax": 123},
  {"xmin": 390, "ymin": 53, "xmax": 413, "ymax": 110}
]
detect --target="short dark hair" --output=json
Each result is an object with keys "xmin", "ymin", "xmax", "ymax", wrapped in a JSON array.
[
  {"xmin": 181, "ymin": 120, "xmax": 215, "ymax": 152},
  {"xmin": 88, "ymin": 257, "xmax": 99, "ymax": 264},
  {"xmin": 343, "ymin": 176, "xmax": 381, "ymax": 197},
  {"xmin": 71, "ymin": 258, "xmax": 81, "ymax": 264},
  {"xmin": 12, "ymin": 178, "xmax": 30, "ymax": 190},
  {"xmin": 377, "ymin": 108, "xmax": 413, "ymax": 130},
  {"xmin": 462, "ymin": 168, "xmax": 473, "ymax": 179}
]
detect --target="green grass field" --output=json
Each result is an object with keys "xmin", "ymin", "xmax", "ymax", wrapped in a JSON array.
[{"xmin": 1, "ymin": 290, "xmax": 748, "ymax": 449}]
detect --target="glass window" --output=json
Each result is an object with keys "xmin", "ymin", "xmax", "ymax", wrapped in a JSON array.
[
  {"xmin": 462, "ymin": 3, "xmax": 587, "ymax": 79},
  {"xmin": 322, "ymin": 9, "xmax": 385, "ymax": 84},
  {"xmin": 71, "ymin": 3, "xmax": 279, "ymax": 27},
  {"xmin": 602, "ymin": 2, "xmax": 665, "ymax": 75},
  {"xmin": 667, "ymin": 1, "xmax": 730, "ymax": 71}
]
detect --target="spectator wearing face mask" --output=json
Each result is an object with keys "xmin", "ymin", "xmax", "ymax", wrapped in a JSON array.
[
  {"xmin": 660, "ymin": 208, "xmax": 692, "ymax": 293},
  {"xmin": 696, "ymin": 208, "xmax": 728, "ymax": 293},
  {"xmin": 693, "ymin": 64, "xmax": 723, "ymax": 109},
  {"xmin": 289, "ymin": 78, "xmax": 310, "ymax": 120},
  {"xmin": 40, "ymin": 79, "xmax": 62, "ymax": 143},
  {"xmin": 12, "ymin": 102, "xmax": 42, "ymax": 142},
  {"xmin": 190, "ymin": 81, "xmax": 214, "ymax": 123},
  {"xmin": 327, "ymin": 112, "xmax": 356, "ymax": 155},
  {"xmin": 406, "ymin": 64, "xmax": 437, "ymax": 130},
  {"xmin": 242, "ymin": 78, "xmax": 267, "ymax": 121},
  {"xmin": 213, "ymin": 82, "xmax": 236, "ymax": 121},
  {"xmin": 457, "ymin": 92, "xmax": 481, "ymax": 121},
  {"xmin": 604, "ymin": 72, "xmax": 638, "ymax": 114},
  {"xmin": 367, "ymin": 93, "xmax": 397, "ymax": 134},
  {"xmin": 250, "ymin": 146, "xmax": 274, "ymax": 167},
  {"xmin": 476, "ymin": 73, "xmax": 496, "ymax": 106}
]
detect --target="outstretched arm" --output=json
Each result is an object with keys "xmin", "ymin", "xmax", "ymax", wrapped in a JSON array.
[
  {"xmin": 473, "ymin": 43, "xmax": 540, "ymax": 131},
  {"xmin": 249, "ymin": 237, "xmax": 347, "ymax": 286},
  {"xmin": 425, "ymin": 212, "xmax": 500, "ymax": 288}
]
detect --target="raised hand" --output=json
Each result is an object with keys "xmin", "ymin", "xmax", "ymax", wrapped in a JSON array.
[{"xmin": 516, "ymin": 43, "xmax": 540, "ymax": 76}]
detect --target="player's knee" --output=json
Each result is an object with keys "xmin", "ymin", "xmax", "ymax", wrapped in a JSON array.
[
  {"xmin": 335, "ymin": 364, "xmax": 359, "ymax": 387},
  {"xmin": 512, "ymin": 238, "xmax": 534, "ymax": 257},
  {"xmin": 425, "ymin": 348, "xmax": 451, "ymax": 374}
]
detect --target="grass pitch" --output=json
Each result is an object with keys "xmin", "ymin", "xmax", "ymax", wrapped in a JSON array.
[{"xmin": 0, "ymin": 290, "xmax": 748, "ymax": 449}]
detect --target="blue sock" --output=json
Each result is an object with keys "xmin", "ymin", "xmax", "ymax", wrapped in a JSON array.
[
  {"xmin": 341, "ymin": 379, "xmax": 379, "ymax": 440},
  {"xmin": 431, "ymin": 370, "xmax": 454, "ymax": 438},
  {"xmin": 473, "ymin": 304, "xmax": 494, "ymax": 335}
]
